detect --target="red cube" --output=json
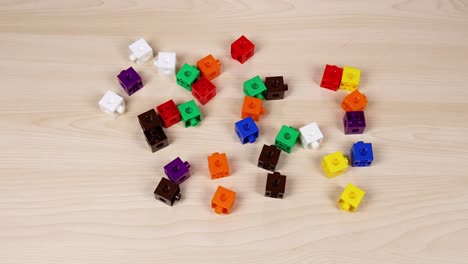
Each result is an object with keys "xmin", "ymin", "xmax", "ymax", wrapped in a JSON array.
[
  {"xmin": 231, "ymin": 35, "xmax": 255, "ymax": 64},
  {"xmin": 156, "ymin": 100, "xmax": 181, "ymax": 128},
  {"xmin": 320, "ymin": 65, "xmax": 343, "ymax": 91},
  {"xmin": 192, "ymin": 77, "xmax": 216, "ymax": 105}
]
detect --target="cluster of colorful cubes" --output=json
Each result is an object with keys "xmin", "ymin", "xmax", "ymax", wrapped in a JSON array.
[{"xmin": 97, "ymin": 36, "xmax": 378, "ymax": 215}]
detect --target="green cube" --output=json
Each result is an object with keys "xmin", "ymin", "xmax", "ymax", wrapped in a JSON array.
[
  {"xmin": 243, "ymin": 76, "xmax": 266, "ymax": 99},
  {"xmin": 178, "ymin": 100, "xmax": 202, "ymax": 127},
  {"xmin": 176, "ymin": 64, "xmax": 200, "ymax": 91},
  {"xmin": 275, "ymin": 125, "xmax": 299, "ymax": 153}
]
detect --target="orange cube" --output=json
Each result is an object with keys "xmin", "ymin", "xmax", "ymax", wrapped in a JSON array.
[
  {"xmin": 197, "ymin": 54, "xmax": 221, "ymax": 80},
  {"xmin": 241, "ymin": 96, "xmax": 265, "ymax": 121},
  {"xmin": 341, "ymin": 90, "xmax": 368, "ymax": 111},
  {"xmin": 208, "ymin": 152, "xmax": 230, "ymax": 179},
  {"xmin": 211, "ymin": 186, "xmax": 236, "ymax": 214}
]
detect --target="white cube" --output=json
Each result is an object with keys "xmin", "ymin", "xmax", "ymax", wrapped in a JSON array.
[
  {"xmin": 299, "ymin": 123, "xmax": 324, "ymax": 149},
  {"xmin": 128, "ymin": 38, "xmax": 153, "ymax": 65},
  {"xmin": 98, "ymin": 91, "xmax": 125, "ymax": 117},
  {"xmin": 154, "ymin": 52, "xmax": 177, "ymax": 76}
]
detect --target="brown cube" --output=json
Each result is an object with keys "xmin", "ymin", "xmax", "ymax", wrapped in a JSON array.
[
  {"xmin": 138, "ymin": 109, "xmax": 162, "ymax": 131},
  {"xmin": 265, "ymin": 172, "xmax": 287, "ymax": 198},
  {"xmin": 144, "ymin": 126, "xmax": 169, "ymax": 153},
  {"xmin": 258, "ymin": 144, "xmax": 281, "ymax": 171},
  {"xmin": 154, "ymin": 177, "xmax": 181, "ymax": 206},
  {"xmin": 265, "ymin": 76, "xmax": 288, "ymax": 100}
]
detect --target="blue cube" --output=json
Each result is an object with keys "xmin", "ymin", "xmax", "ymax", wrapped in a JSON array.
[
  {"xmin": 235, "ymin": 116, "xmax": 259, "ymax": 144},
  {"xmin": 350, "ymin": 141, "xmax": 374, "ymax": 167}
]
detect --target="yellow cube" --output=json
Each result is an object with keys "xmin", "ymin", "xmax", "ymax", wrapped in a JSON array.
[
  {"xmin": 340, "ymin": 66, "xmax": 360, "ymax": 92},
  {"xmin": 321, "ymin": 151, "xmax": 348, "ymax": 178},
  {"xmin": 338, "ymin": 184, "xmax": 365, "ymax": 212}
]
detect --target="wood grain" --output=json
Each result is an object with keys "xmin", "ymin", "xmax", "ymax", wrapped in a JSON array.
[{"xmin": 1, "ymin": 1, "xmax": 468, "ymax": 263}]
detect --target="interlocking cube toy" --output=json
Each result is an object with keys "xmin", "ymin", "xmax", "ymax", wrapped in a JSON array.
[
  {"xmin": 322, "ymin": 151, "xmax": 348, "ymax": 178},
  {"xmin": 299, "ymin": 122, "xmax": 323, "ymax": 149},
  {"xmin": 338, "ymin": 184, "xmax": 365, "ymax": 212},
  {"xmin": 192, "ymin": 77, "xmax": 216, "ymax": 105},
  {"xmin": 341, "ymin": 90, "xmax": 368, "ymax": 111},
  {"xmin": 98, "ymin": 91, "xmax": 125, "ymax": 117},
  {"xmin": 178, "ymin": 100, "xmax": 202, "ymax": 127},
  {"xmin": 264, "ymin": 76, "xmax": 288, "ymax": 100},
  {"xmin": 344, "ymin": 111, "xmax": 366, "ymax": 135},
  {"xmin": 164, "ymin": 157, "xmax": 191, "ymax": 184},
  {"xmin": 208, "ymin": 152, "xmax": 230, "ymax": 179},
  {"xmin": 340, "ymin": 66, "xmax": 361, "ymax": 92},
  {"xmin": 241, "ymin": 96, "xmax": 265, "ymax": 121},
  {"xmin": 234, "ymin": 116, "xmax": 259, "ymax": 144},
  {"xmin": 258, "ymin": 145, "xmax": 281, "ymax": 171},
  {"xmin": 143, "ymin": 126, "xmax": 168, "ymax": 153},
  {"xmin": 350, "ymin": 141, "xmax": 374, "ymax": 167},
  {"xmin": 243, "ymin": 76, "xmax": 267, "ymax": 99},
  {"xmin": 154, "ymin": 177, "xmax": 181, "ymax": 206},
  {"xmin": 138, "ymin": 109, "xmax": 162, "ymax": 131},
  {"xmin": 154, "ymin": 52, "xmax": 176, "ymax": 76},
  {"xmin": 265, "ymin": 172, "xmax": 287, "ymax": 199},
  {"xmin": 176, "ymin": 64, "xmax": 200, "ymax": 91},
  {"xmin": 117, "ymin": 67, "xmax": 143, "ymax": 96},
  {"xmin": 211, "ymin": 186, "xmax": 236, "ymax": 214},
  {"xmin": 156, "ymin": 100, "xmax": 181, "ymax": 128},
  {"xmin": 197, "ymin": 54, "xmax": 221, "ymax": 80},
  {"xmin": 231, "ymin": 35, "xmax": 255, "ymax": 64},
  {"xmin": 274, "ymin": 125, "xmax": 299, "ymax": 153},
  {"xmin": 320, "ymin": 65, "xmax": 343, "ymax": 91},
  {"xmin": 128, "ymin": 38, "xmax": 153, "ymax": 65}
]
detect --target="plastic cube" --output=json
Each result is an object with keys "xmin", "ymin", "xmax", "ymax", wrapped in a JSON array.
[
  {"xmin": 156, "ymin": 99, "xmax": 181, "ymax": 128},
  {"xmin": 154, "ymin": 52, "xmax": 176, "ymax": 76},
  {"xmin": 138, "ymin": 109, "xmax": 162, "ymax": 131},
  {"xmin": 265, "ymin": 172, "xmax": 287, "ymax": 199},
  {"xmin": 192, "ymin": 77, "xmax": 216, "ymax": 105},
  {"xmin": 265, "ymin": 76, "xmax": 288, "ymax": 100},
  {"xmin": 211, "ymin": 186, "xmax": 236, "ymax": 214},
  {"xmin": 338, "ymin": 184, "xmax": 365, "ymax": 212},
  {"xmin": 258, "ymin": 145, "xmax": 281, "ymax": 171},
  {"xmin": 322, "ymin": 151, "xmax": 348, "ymax": 178},
  {"xmin": 299, "ymin": 122, "xmax": 323, "ymax": 149},
  {"xmin": 234, "ymin": 116, "xmax": 259, "ymax": 144},
  {"xmin": 164, "ymin": 157, "xmax": 191, "ymax": 184},
  {"xmin": 154, "ymin": 177, "xmax": 181, "ymax": 206},
  {"xmin": 208, "ymin": 152, "xmax": 230, "ymax": 179},
  {"xmin": 350, "ymin": 141, "xmax": 374, "ymax": 167},
  {"xmin": 241, "ymin": 96, "xmax": 265, "ymax": 121},
  {"xmin": 274, "ymin": 125, "xmax": 299, "ymax": 153},
  {"xmin": 231, "ymin": 35, "xmax": 255, "ymax": 64},
  {"xmin": 320, "ymin": 65, "xmax": 343, "ymax": 91},
  {"xmin": 243, "ymin": 76, "xmax": 266, "ymax": 99},
  {"xmin": 178, "ymin": 100, "xmax": 202, "ymax": 127},
  {"xmin": 117, "ymin": 67, "xmax": 143, "ymax": 96},
  {"xmin": 344, "ymin": 111, "xmax": 366, "ymax": 135},
  {"xmin": 340, "ymin": 66, "xmax": 361, "ymax": 92},
  {"xmin": 143, "ymin": 126, "xmax": 168, "ymax": 153},
  {"xmin": 128, "ymin": 38, "xmax": 153, "ymax": 65},
  {"xmin": 176, "ymin": 64, "xmax": 200, "ymax": 91},
  {"xmin": 197, "ymin": 54, "xmax": 221, "ymax": 80},
  {"xmin": 98, "ymin": 91, "xmax": 125, "ymax": 117},
  {"xmin": 341, "ymin": 90, "xmax": 368, "ymax": 111}
]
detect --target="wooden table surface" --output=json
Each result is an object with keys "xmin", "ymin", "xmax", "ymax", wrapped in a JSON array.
[{"xmin": 1, "ymin": 1, "xmax": 468, "ymax": 263}]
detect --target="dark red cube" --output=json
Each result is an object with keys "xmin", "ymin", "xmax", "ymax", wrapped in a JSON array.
[
  {"xmin": 156, "ymin": 100, "xmax": 181, "ymax": 128},
  {"xmin": 192, "ymin": 77, "xmax": 216, "ymax": 105},
  {"xmin": 320, "ymin": 65, "xmax": 343, "ymax": 91},
  {"xmin": 231, "ymin": 35, "xmax": 255, "ymax": 64}
]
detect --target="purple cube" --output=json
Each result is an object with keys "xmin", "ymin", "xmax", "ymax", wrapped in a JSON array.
[
  {"xmin": 164, "ymin": 157, "xmax": 191, "ymax": 184},
  {"xmin": 117, "ymin": 67, "xmax": 143, "ymax": 96},
  {"xmin": 344, "ymin": 111, "xmax": 366, "ymax": 134}
]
